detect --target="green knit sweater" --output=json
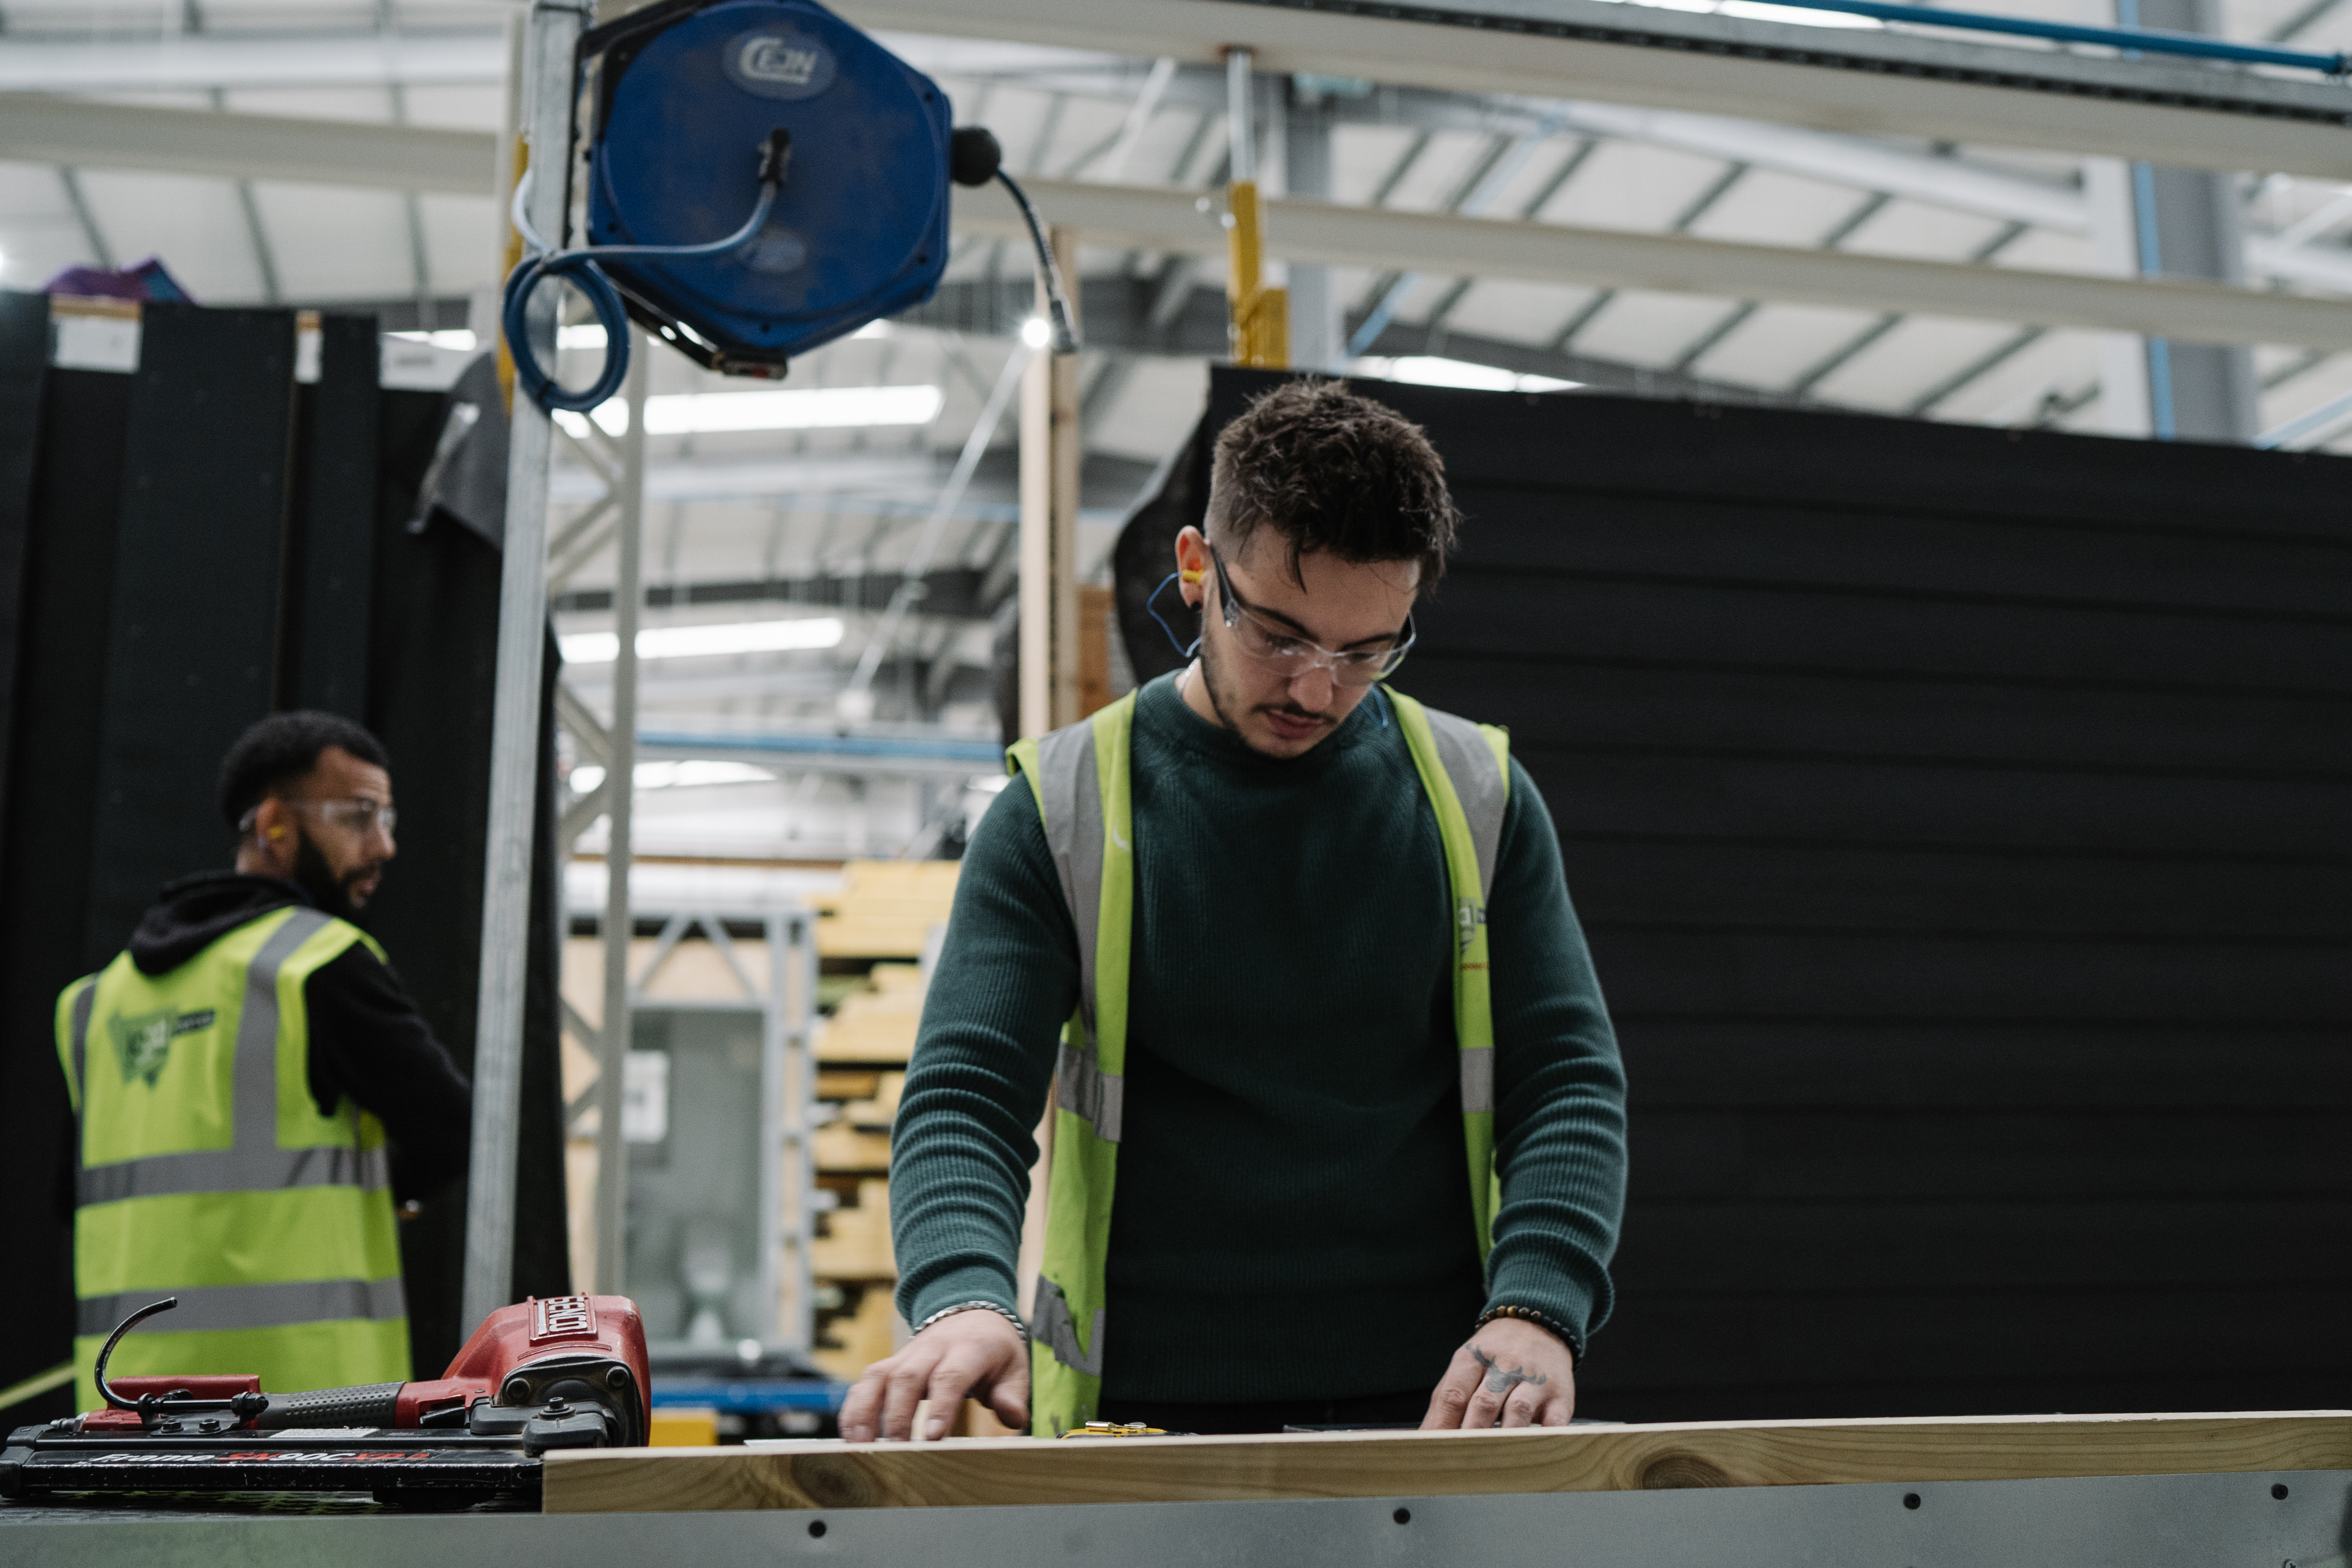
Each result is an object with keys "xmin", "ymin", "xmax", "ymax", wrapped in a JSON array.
[{"xmin": 890, "ymin": 672, "xmax": 1626, "ymax": 1404}]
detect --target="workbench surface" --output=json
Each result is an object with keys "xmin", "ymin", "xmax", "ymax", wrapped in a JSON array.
[{"xmin": 5, "ymin": 1412, "xmax": 2347, "ymax": 1568}]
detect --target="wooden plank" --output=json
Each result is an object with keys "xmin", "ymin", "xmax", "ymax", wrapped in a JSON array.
[{"xmin": 542, "ymin": 1411, "xmax": 2352, "ymax": 1513}]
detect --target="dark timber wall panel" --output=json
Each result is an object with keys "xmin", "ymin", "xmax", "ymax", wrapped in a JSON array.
[
  {"xmin": 283, "ymin": 312, "xmax": 379, "ymax": 718},
  {"xmin": 83, "ymin": 304, "xmax": 297, "ymax": 960},
  {"xmin": 1139, "ymin": 368, "xmax": 2352, "ymax": 1420}
]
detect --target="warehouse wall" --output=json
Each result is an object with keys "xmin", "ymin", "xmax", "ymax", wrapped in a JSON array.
[{"xmin": 1125, "ymin": 367, "xmax": 2352, "ymax": 1420}]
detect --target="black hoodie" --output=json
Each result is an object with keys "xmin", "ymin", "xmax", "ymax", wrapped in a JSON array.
[{"xmin": 77, "ymin": 871, "xmax": 473, "ymax": 1208}]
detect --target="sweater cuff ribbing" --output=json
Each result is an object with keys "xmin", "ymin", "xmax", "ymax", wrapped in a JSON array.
[{"xmin": 902, "ymin": 1262, "xmax": 1026, "ymax": 1335}]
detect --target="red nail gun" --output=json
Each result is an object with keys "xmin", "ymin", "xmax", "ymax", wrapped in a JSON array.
[{"xmin": 1, "ymin": 1293, "xmax": 649, "ymax": 1510}]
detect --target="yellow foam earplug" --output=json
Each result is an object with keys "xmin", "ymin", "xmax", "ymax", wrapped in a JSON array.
[
  {"xmin": 1179, "ymin": 567, "xmax": 1205, "ymax": 584},
  {"xmin": 267, "ymin": 828, "xmax": 288, "ymax": 841}
]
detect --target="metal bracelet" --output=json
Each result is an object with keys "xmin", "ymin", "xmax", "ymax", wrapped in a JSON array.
[{"xmin": 913, "ymin": 1299, "xmax": 1029, "ymax": 1338}]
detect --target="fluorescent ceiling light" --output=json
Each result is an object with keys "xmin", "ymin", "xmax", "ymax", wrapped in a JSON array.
[
  {"xmin": 390, "ymin": 328, "xmax": 478, "ymax": 351},
  {"xmin": 1596, "ymin": 0, "xmax": 1878, "ymax": 22},
  {"xmin": 1717, "ymin": 0, "xmax": 1880, "ymax": 26},
  {"xmin": 1353, "ymin": 356, "xmax": 1581, "ymax": 394},
  {"xmin": 561, "ymin": 616, "xmax": 845, "ymax": 664},
  {"xmin": 555, "ymin": 384, "xmax": 943, "ymax": 437},
  {"xmin": 569, "ymin": 760, "xmax": 775, "ymax": 794}
]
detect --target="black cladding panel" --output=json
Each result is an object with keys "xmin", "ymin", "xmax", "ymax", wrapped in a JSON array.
[
  {"xmin": 284, "ymin": 312, "xmax": 380, "ymax": 719},
  {"xmin": 0, "ymin": 364, "xmax": 133, "ymax": 1420},
  {"xmin": 0, "ymin": 291, "xmax": 50, "ymax": 855},
  {"xmin": 1120, "ymin": 368, "xmax": 2352, "ymax": 1419},
  {"xmin": 83, "ymin": 304, "xmax": 298, "ymax": 961}
]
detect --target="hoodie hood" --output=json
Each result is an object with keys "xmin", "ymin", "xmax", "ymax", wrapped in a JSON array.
[{"xmin": 129, "ymin": 872, "xmax": 314, "ymax": 976}]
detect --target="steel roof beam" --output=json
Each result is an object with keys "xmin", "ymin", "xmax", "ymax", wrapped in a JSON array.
[
  {"xmin": 0, "ymin": 92, "xmax": 495, "ymax": 194},
  {"xmin": 836, "ymin": 0, "xmax": 2352, "ymax": 178},
  {"xmin": 0, "ymin": 28, "xmax": 504, "ymax": 91},
  {"xmin": 956, "ymin": 175, "xmax": 2352, "ymax": 349}
]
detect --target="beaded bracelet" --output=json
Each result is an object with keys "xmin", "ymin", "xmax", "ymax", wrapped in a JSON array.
[
  {"xmin": 1475, "ymin": 1303, "xmax": 1581, "ymax": 1363},
  {"xmin": 913, "ymin": 1299, "xmax": 1029, "ymax": 1338}
]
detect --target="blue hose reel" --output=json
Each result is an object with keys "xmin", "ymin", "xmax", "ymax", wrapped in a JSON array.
[{"xmin": 505, "ymin": 0, "xmax": 1075, "ymax": 412}]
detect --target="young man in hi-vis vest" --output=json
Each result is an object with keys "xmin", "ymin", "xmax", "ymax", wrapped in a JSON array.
[
  {"xmin": 844, "ymin": 381, "xmax": 1626, "ymax": 1441},
  {"xmin": 55, "ymin": 712, "xmax": 470, "ymax": 1409}
]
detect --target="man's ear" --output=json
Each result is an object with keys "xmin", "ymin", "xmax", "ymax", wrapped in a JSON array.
[
  {"xmin": 1173, "ymin": 526, "xmax": 1209, "ymax": 608},
  {"xmin": 250, "ymin": 797, "xmax": 296, "ymax": 865}
]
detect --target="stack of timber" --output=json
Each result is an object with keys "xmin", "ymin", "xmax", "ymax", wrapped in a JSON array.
[
  {"xmin": 813, "ymin": 860, "xmax": 960, "ymax": 960},
  {"xmin": 808, "ymin": 860, "xmax": 951, "ymax": 1378},
  {"xmin": 818, "ymin": 964, "xmax": 924, "ymax": 1064}
]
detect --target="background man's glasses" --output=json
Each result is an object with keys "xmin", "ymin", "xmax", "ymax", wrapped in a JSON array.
[
  {"xmin": 1210, "ymin": 544, "xmax": 1415, "ymax": 687},
  {"xmin": 290, "ymin": 797, "xmax": 397, "ymax": 839}
]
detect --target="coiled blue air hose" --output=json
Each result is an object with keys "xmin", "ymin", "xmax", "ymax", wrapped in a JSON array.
[{"xmin": 502, "ymin": 129, "xmax": 790, "ymax": 414}]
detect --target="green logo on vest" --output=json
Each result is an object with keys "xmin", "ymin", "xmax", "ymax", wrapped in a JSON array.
[{"xmin": 107, "ymin": 1008, "xmax": 218, "ymax": 1087}]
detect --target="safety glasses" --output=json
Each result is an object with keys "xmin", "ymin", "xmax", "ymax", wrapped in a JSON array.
[{"xmin": 1207, "ymin": 544, "xmax": 1415, "ymax": 687}]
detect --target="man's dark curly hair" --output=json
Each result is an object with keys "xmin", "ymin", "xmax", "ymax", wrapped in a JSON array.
[
  {"xmin": 1205, "ymin": 379, "xmax": 1460, "ymax": 586},
  {"xmin": 218, "ymin": 711, "xmax": 390, "ymax": 832}
]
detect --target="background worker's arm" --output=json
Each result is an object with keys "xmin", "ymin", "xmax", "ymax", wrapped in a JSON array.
[
  {"xmin": 1425, "ymin": 756, "xmax": 1630, "ymax": 1428},
  {"xmin": 302, "ymin": 945, "xmax": 473, "ymax": 1202},
  {"xmin": 843, "ymin": 773, "xmax": 1079, "ymax": 1441}
]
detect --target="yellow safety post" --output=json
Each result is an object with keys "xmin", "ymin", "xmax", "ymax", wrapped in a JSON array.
[
  {"xmin": 1224, "ymin": 48, "xmax": 1288, "ymax": 368},
  {"xmin": 1225, "ymin": 179, "xmax": 1289, "ymax": 368}
]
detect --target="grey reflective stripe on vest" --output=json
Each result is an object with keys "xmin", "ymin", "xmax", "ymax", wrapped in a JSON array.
[
  {"xmin": 76, "ymin": 1275, "xmax": 406, "ymax": 1338},
  {"xmin": 69, "ymin": 980, "xmax": 96, "ymax": 1107},
  {"xmin": 77, "ymin": 909, "xmax": 348, "ymax": 1207},
  {"xmin": 1418, "ymin": 707, "xmax": 1509, "ymax": 1117},
  {"xmin": 1033, "ymin": 720, "xmax": 1124, "ymax": 1141},
  {"xmin": 1034, "ymin": 721, "xmax": 1105, "ymax": 1035},
  {"xmin": 1055, "ymin": 1039, "xmax": 1123, "ymax": 1142},
  {"xmin": 78, "ymin": 1143, "xmax": 392, "ymax": 1205},
  {"xmin": 1029, "ymin": 1275, "xmax": 1104, "ymax": 1378},
  {"xmin": 1418, "ymin": 707, "xmax": 1508, "ymax": 900}
]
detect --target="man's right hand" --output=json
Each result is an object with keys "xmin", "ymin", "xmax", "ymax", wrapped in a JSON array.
[{"xmin": 838, "ymin": 1307, "xmax": 1029, "ymax": 1442}]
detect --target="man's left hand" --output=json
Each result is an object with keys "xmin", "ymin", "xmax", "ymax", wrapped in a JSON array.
[{"xmin": 1420, "ymin": 1317, "xmax": 1575, "ymax": 1429}]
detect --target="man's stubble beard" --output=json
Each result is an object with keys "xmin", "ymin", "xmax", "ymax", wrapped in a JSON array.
[
  {"xmin": 290, "ymin": 829, "xmax": 380, "ymax": 923},
  {"xmin": 1198, "ymin": 628, "xmax": 1329, "ymax": 759}
]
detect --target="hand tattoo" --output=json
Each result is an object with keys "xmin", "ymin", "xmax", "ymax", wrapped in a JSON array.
[{"xmin": 1473, "ymin": 1346, "xmax": 1549, "ymax": 1396}]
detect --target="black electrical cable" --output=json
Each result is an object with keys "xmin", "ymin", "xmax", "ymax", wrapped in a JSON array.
[
  {"xmin": 502, "ymin": 129, "xmax": 791, "ymax": 414},
  {"xmin": 949, "ymin": 125, "xmax": 1081, "ymax": 356}
]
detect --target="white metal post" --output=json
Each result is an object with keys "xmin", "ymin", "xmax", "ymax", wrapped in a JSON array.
[
  {"xmin": 592, "ymin": 330, "xmax": 646, "ymax": 1296},
  {"xmin": 462, "ymin": 0, "xmax": 588, "ymax": 1331}
]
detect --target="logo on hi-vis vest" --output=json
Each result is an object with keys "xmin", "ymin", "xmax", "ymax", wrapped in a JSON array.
[
  {"xmin": 1457, "ymin": 900, "xmax": 1486, "ymax": 955},
  {"xmin": 107, "ymin": 1008, "xmax": 218, "ymax": 1087}
]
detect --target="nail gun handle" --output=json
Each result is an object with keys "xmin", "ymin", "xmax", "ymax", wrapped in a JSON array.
[{"xmin": 255, "ymin": 1382, "xmax": 405, "ymax": 1429}]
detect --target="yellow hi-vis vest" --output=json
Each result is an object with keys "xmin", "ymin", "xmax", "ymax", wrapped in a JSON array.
[
  {"xmin": 55, "ymin": 904, "xmax": 411, "ymax": 1411},
  {"xmin": 1007, "ymin": 686, "xmax": 1511, "ymax": 1437}
]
